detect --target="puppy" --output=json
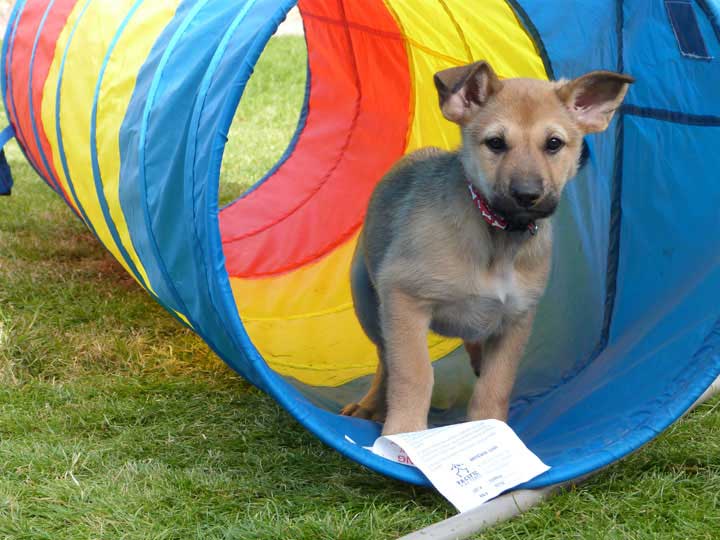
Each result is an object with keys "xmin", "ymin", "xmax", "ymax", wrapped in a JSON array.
[{"xmin": 342, "ymin": 61, "xmax": 633, "ymax": 435}]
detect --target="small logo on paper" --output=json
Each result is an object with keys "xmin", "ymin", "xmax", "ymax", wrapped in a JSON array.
[
  {"xmin": 451, "ymin": 463, "xmax": 481, "ymax": 487},
  {"xmin": 451, "ymin": 464, "xmax": 470, "ymax": 478}
]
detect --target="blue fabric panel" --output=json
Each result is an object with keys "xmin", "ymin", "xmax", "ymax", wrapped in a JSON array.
[
  {"xmin": 610, "ymin": 118, "xmax": 720, "ymax": 342},
  {"xmin": 131, "ymin": 0, "xmax": 264, "ymax": 386},
  {"xmin": 119, "ymin": 0, "xmax": 206, "ymax": 326},
  {"xmin": 623, "ymin": 0, "xmax": 720, "ymax": 116},
  {"xmin": 120, "ymin": 0, "xmax": 303, "ymax": 387},
  {"xmin": 665, "ymin": 0, "xmax": 712, "ymax": 59},
  {"xmin": 505, "ymin": 0, "xmax": 620, "ymax": 416},
  {"xmin": 516, "ymin": 116, "xmax": 720, "ymax": 486}
]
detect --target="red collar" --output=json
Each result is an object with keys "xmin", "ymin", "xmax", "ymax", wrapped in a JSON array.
[{"xmin": 467, "ymin": 183, "xmax": 538, "ymax": 235}]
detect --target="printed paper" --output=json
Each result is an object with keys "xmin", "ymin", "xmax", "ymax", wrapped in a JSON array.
[{"xmin": 371, "ymin": 420, "xmax": 549, "ymax": 512}]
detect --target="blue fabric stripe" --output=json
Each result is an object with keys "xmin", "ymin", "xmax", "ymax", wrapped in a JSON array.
[
  {"xmin": 191, "ymin": 0, "xmax": 299, "ymax": 386},
  {"xmin": 0, "ymin": 125, "xmax": 14, "ymax": 148},
  {"xmin": 623, "ymin": 103, "xmax": 720, "ymax": 125},
  {"xmin": 132, "ymin": 0, "xmax": 215, "ymax": 325},
  {"xmin": 695, "ymin": 0, "xmax": 720, "ymax": 42},
  {"xmin": 181, "ymin": 0, "xmax": 260, "ymax": 351},
  {"xmin": 1, "ymin": 0, "xmax": 24, "ymax": 130},
  {"xmin": 597, "ymin": 0, "xmax": 626, "ymax": 354},
  {"xmin": 89, "ymin": 0, "xmax": 148, "ymax": 289}
]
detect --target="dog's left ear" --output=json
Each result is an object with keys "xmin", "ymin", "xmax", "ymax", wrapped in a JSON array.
[
  {"xmin": 557, "ymin": 71, "xmax": 635, "ymax": 133},
  {"xmin": 434, "ymin": 61, "xmax": 503, "ymax": 125}
]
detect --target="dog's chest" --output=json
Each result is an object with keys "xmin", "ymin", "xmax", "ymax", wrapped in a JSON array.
[{"xmin": 429, "ymin": 265, "xmax": 532, "ymax": 343}]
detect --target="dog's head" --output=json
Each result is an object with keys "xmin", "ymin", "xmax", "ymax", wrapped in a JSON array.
[{"xmin": 434, "ymin": 61, "xmax": 633, "ymax": 226}]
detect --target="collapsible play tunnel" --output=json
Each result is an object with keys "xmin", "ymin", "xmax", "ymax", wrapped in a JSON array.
[{"xmin": 3, "ymin": 0, "xmax": 720, "ymax": 493}]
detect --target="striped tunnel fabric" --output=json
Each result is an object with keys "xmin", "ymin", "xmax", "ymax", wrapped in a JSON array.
[
  {"xmin": 2, "ymin": 0, "xmax": 545, "ymax": 386},
  {"xmin": 1, "ymin": 0, "xmax": 545, "ymax": 486}
]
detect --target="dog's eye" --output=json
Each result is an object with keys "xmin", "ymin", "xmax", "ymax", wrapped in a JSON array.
[
  {"xmin": 485, "ymin": 137, "xmax": 508, "ymax": 153},
  {"xmin": 545, "ymin": 137, "xmax": 565, "ymax": 153}
]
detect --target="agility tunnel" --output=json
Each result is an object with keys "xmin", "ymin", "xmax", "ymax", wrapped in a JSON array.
[{"xmin": 2, "ymin": 0, "xmax": 720, "ymax": 516}]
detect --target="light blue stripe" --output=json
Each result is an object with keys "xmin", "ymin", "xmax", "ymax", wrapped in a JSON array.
[
  {"xmin": 54, "ymin": 0, "xmax": 95, "ymax": 228},
  {"xmin": 1, "ymin": 0, "xmax": 26, "ymax": 118},
  {"xmin": 89, "ymin": 0, "xmax": 148, "ymax": 289}
]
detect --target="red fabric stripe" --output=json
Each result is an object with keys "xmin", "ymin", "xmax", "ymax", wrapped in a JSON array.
[
  {"xmin": 7, "ymin": 0, "xmax": 50, "ymax": 181},
  {"xmin": 220, "ymin": 0, "xmax": 410, "ymax": 278},
  {"xmin": 15, "ymin": 0, "xmax": 78, "ymax": 201},
  {"xmin": 30, "ymin": 0, "xmax": 78, "ymax": 203}
]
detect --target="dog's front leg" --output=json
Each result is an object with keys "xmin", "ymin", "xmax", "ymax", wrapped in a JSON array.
[
  {"xmin": 380, "ymin": 289, "xmax": 433, "ymax": 435},
  {"xmin": 467, "ymin": 310, "xmax": 534, "ymax": 422}
]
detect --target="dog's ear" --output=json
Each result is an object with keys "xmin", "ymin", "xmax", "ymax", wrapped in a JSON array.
[
  {"xmin": 557, "ymin": 71, "xmax": 634, "ymax": 133},
  {"xmin": 434, "ymin": 61, "xmax": 502, "ymax": 125}
]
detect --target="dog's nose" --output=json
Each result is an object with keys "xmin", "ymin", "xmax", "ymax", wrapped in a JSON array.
[{"xmin": 509, "ymin": 177, "xmax": 543, "ymax": 208}]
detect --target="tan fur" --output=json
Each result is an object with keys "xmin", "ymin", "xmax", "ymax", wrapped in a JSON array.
[{"xmin": 342, "ymin": 61, "xmax": 633, "ymax": 435}]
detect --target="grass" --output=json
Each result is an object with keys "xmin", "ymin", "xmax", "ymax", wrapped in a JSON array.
[{"xmin": 0, "ymin": 34, "xmax": 719, "ymax": 539}]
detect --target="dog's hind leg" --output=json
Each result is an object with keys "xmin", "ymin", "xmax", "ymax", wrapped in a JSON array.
[
  {"xmin": 464, "ymin": 341, "xmax": 484, "ymax": 376},
  {"xmin": 342, "ymin": 237, "xmax": 387, "ymax": 421},
  {"xmin": 340, "ymin": 346, "xmax": 387, "ymax": 422}
]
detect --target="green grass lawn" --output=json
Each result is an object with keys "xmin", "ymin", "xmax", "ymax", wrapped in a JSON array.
[{"xmin": 0, "ymin": 35, "xmax": 719, "ymax": 540}]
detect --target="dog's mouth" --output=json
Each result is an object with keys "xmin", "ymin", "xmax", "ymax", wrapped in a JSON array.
[{"xmin": 491, "ymin": 195, "xmax": 558, "ymax": 225}]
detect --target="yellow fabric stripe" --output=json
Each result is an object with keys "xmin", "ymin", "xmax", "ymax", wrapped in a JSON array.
[
  {"xmin": 40, "ymin": 0, "xmax": 87, "ymax": 221},
  {"xmin": 43, "ymin": 1, "xmax": 140, "ymax": 281},
  {"xmin": 95, "ymin": 1, "xmax": 181, "ymax": 293},
  {"xmin": 228, "ymin": 0, "xmax": 547, "ymax": 388},
  {"xmin": 41, "ymin": 0, "xmax": 190, "ymax": 325},
  {"xmin": 388, "ymin": 0, "xmax": 547, "ymax": 153},
  {"xmin": 230, "ymin": 232, "xmax": 460, "ymax": 385}
]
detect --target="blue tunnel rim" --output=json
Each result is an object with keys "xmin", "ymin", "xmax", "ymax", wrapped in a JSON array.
[{"xmin": 197, "ymin": 0, "xmax": 432, "ymax": 485}]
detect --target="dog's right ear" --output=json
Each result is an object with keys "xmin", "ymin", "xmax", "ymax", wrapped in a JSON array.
[{"xmin": 434, "ymin": 61, "xmax": 502, "ymax": 125}]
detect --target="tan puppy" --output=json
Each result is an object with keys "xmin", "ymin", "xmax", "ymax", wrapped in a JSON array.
[{"xmin": 342, "ymin": 61, "xmax": 633, "ymax": 435}]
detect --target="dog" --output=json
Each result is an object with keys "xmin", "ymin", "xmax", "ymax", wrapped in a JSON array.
[{"xmin": 341, "ymin": 61, "xmax": 633, "ymax": 435}]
